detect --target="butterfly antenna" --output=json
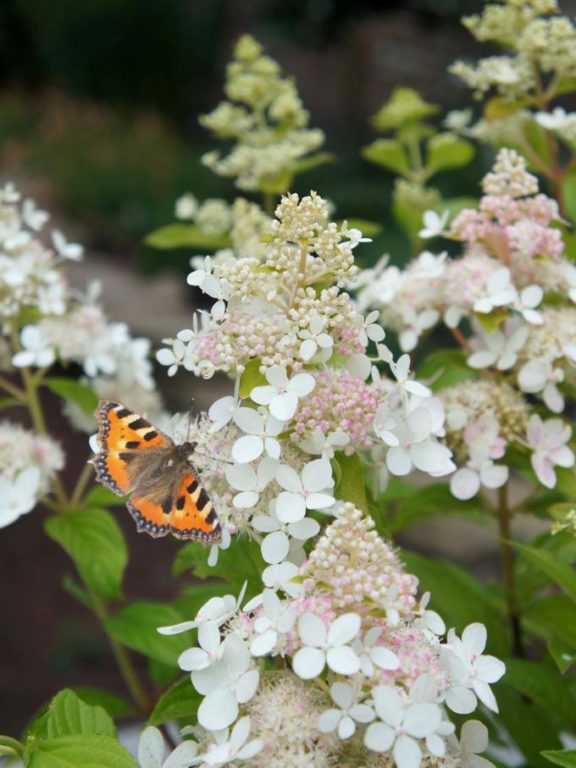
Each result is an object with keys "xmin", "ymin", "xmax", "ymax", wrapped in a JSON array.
[{"xmin": 194, "ymin": 449, "xmax": 234, "ymax": 466}]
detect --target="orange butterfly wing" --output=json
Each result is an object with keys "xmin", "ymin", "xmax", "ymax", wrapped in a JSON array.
[
  {"xmin": 168, "ymin": 473, "xmax": 221, "ymax": 543},
  {"xmin": 93, "ymin": 400, "xmax": 171, "ymax": 495},
  {"xmin": 126, "ymin": 496, "xmax": 172, "ymax": 538}
]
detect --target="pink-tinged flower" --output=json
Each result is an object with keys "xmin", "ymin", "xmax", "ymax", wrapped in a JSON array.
[
  {"xmin": 518, "ymin": 359, "xmax": 565, "ymax": 414},
  {"xmin": 158, "ymin": 584, "xmax": 247, "ymax": 636},
  {"xmin": 459, "ymin": 720, "xmax": 496, "ymax": 768},
  {"xmin": 419, "ymin": 210, "xmax": 449, "ymax": 239},
  {"xmin": 12, "ymin": 325, "xmax": 56, "ymax": 368},
  {"xmin": 138, "ymin": 726, "xmax": 200, "ymax": 768},
  {"xmin": 318, "ymin": 682, "xmax": 375, "ymax": 739},
  {"xmin": 441, "ymin": 623, "xmax": 506, "ymax": 714},
  {"xmin": 250, "ymin": 367, "xmax": 315, "ymax": 420},
  {"xmin": 249, "ymin": 589, "xmax": 297, "ymax": 656},
  {"xmin": 473, "ymin": 268, "xmax": 516, "ymax": 314},
  {"xmin": 292, "ymin": 612, "xmax": 361, "ymax": 679},
  {"xmin": 364, "ymin": 685, "xmax": 443, "ymax": 766},
  {"xmin": 526, "ymin": 415, "xmax": 575, "ymax": 489},
  {"xmin": 298, "ymin": 315, "xmax": 334, "ymax": 361},
  {"xmin": 467, "ymin": 323, "xmax": 528, "ymax": 371},
  {"xmin": 450, "ymin": 417, "xmax": 508, "ymax": 500}
]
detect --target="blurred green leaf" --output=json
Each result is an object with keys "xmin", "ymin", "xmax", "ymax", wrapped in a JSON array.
[
  {"xmin": 387, "ymin": 483, "xmax": 484, "ymax": 532},
  {"xmin": 525, "ymin": 596, "xmax": 576, "ymax": 648},
  {"xmin": 70, "ymin": 688, "xmax": 132, "ymax": 719},
  {"xmin": 145, "ymin": 224, "xmax": 231, "ymax": 250},
  {"xmin": 548, "ymin": 638, "xmax": 576, "ymax": 674},
  {"xmin": 362, "ymin": 139, "xmax": 410, "ymax": 175},
  {"xmin": 45, "ymin": 509, "xmax": 127, "ymax": 600},
  {"xmin": 371, "ymin": 88, "xmax": 439, "ymax": 131},
  {"xmin": 403, "ymin": 552, "xmax": 509, "ymax": 656},
  {"xmin": 543, "ymin": 750, "xmax": 576, "ymax": 767},
  {"xmin": 333, "ymin": 451, "xmax": 368, "ymax": 514},
  {"xmin": 148, "ymin": 677, "xmax": 200, "ymax": 726},
  {"xmin": 45, "ymin": 378, "xmax": 98, "ymax": 418},
  {"xmin": 497, "ymin": 687, "xmax": 562, "ymax": 768},
  {"xmin": 106, "ymin": 602, "xmax": 188, "ymax": 666},
  {"xmin": 240, "ymin": 359, "xmax": 266, "ymax": 399},
  {"xmin": 416, "ymin": 349, "xmax": 473, "ymax": 391},
  {"xmin": 83, "ymin": 485, "xmax": 124, "ymax": 508},
  {"xmin": 426, "ymin": 134, "xmax": 474, "ymax": 174},
  {"xmin": 503, "ymin": 659, "xmax": 576, "ymax": 722},
  {"xmin": 292, "ymin": 152, "xmax": 335, "ymax": 175},
  {"xmin": 513, "ymin": 542, "xmax": 576, "ymax": 603}
]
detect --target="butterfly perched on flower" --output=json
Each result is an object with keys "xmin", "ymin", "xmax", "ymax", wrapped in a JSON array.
[{"xmin": 91, "ymin": 400, "xmax": 221, "ymax": 544}]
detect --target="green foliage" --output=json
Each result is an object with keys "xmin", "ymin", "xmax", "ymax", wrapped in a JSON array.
[
  {"xmin": 22, "ymin": 690, "xmax": 136, "ymax": 768},
  {"xmin": 525, "ymin": 596, "xmax": 576, "ymax": 649},
  {"xmin": 45, "ymin": 377, "xmax": 99, "ymax": 418},
  {"xmin": 362, "ymin": 139, "xmax": 410, "ymax": 175},
  {"xmin": 69, "ymin": 688, "xmax": 132, "ymax": 718},
  {"xmin": 497, "ymin": 687, "xmax": 563, "ymax": 768},
  {"xmin": 403, "ymin": 552, "xmax": 509, "ymax": 656},
  {"xmin": 543, "ymin": 750, "xmax": 576, "ymax": 768},
  {"xmin": 240, "ymin": 359, "xmax": 267, "ymax": 399},
  {"xmin": 384, "ymin": 482, "xmax": 484, "ymax": 532},
  {"xmin": 426, "ymin": 134, "xmax": 475, "ymax": 174},
  {"xmin": 145, "ymin": 223, "xmax": 231, "ymax": 250},
  {"xmin": 512, "ymin": 542, "xmax": 576, "ymax": 603},
  {"xmin": 503, "ymin": 659, "xmax": 576, "ymax": 723},
  {"xmin": 148, "ymin": 676, "xmax": 200, "ymax": 726},
  {"xmin": 105, "ymin": 602, "xmax": 189, "ymax": 666},
  {"xmin": 416, "ymin": 349, "xmax": 473, "ymax": 391},
  {"xmin": 332, "ymin": 451, "xmax": 368, "ymax": 514},
  {"xmin": 45, "ymin": 509, "xmax": 127, "ymax": 600}
]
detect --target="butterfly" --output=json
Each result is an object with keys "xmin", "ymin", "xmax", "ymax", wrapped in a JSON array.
[{"xmin": 91, "ymin": 400, "xmax": 221, "ymax": 544}]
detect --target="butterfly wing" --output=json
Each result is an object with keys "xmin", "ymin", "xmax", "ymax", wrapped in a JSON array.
[
  {"xmin": 126, "ymin": 496, "xmax": 172, "ymax": 538},
  {"xmin": 169, "ymin": 472, "xmax": 221, "ymax": 543},
  {"xmin": 93, "ymin": 400, "xmax": 172, "ymax": 496}
]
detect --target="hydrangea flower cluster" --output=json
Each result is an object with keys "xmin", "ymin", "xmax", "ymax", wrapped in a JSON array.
[
  {"xmin": 358, "ymin": 148, "xmax": 576, "ymax": 499},
  {"xmin": 0, "ymin": 183, "xmax": 163, "ymax": 522},
  {"xmin": 199, "ymin": 35, "xmax": 325, "ymax": 192},
  {"xmin": 158, "ymin": 191, "xmax": 456, "ymax": 564},
  {"xmin": 158, "ymin": 504, "xmax": 504, "ymax": 768}
]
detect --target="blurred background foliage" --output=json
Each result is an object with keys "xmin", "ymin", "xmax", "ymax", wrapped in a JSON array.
[{"xmin": 0, "ymin": 0, "xmax": 492, "ymax": 272}]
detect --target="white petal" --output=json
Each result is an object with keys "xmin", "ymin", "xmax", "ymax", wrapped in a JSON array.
[
  {"xmin": 163, "ymin": 742, "xmax": 200, "ymax": 768},
  {"xmin": 197, "ymin": 688, "xmax": 238, "ymax": 730},
  {"xmin": 371, "ymin": 647, "xmax": 400, "ymax": 670},
  {"xmin": 178, "ymin": 648, "xmax": 209, "ymax": 672},
  {"xmin": 386, "ymin": 446, "xmax": 412, "ymax": 476},
  {"xmin": 445, "ymin": 686, "xmax": 477, "ymax": 715},
  {"xmin": 250, "ymin": 384, "xmax": 276, "ymax": 406},
  {"xmin": 319, "ymin": 709, "xmax": 341, "ymax": 733},
  {"xmin": 299, "ymin": 612, "xmax": 327, "ymax": 646},
  {"xmin": 338, "ymin": 715, "xmax": 356, "ymax": 740},
  {"xmin": 461, "ymin": 720, "xmax": 489, "ymax": 753},
  {"xmin": 261, "ymin": 530, "xmax": 290, "ymax": 564},
  {"xmin": 275, "ymin": 464, "xmax": 302, "ymax": 493},
  {"xmin": 350, "ymin": 704, "xmax": 375, "ymax": 724},
  {"xmin": 236, "ymin": 669, "xmax": 260, "ymax": 703},
  {"xmin": 462, "ymin": 623, "xmax": 487, "ymax": 656},
  {"xmin": 306, "ymin": 492, "xmax": 335, "ymax": 510},
  {"xmin": 270, "ymin": 392, "xmax": 299, "ymax": 421},
  {"xmin": 475, "ymin": 655, "xmax": 506, "ymax": 683},
  {"xmin": 288, "ymin": 373, "xmax": 316, "ymax": 397},
  {"xmin": 276, "ymin": 492, "xmax": 306, "ymax": 523},
  {"xmin": 326, "ymin": 645, "xmax": 361, "ymax": 675},
  {"xmin": 394, "ymin": 734, "xmax": 422, "ymax": 768},
  {"xmin": 288, "ymin": 517, "xmax": 320, "ymax": 540},
  {"xmin": 330, "ymin": 681, "xmax": 354, "ymax": 710},
  {"xmin": 480, "ymin": 463, "xmax": 508, "ymax": 489},
  {"xmin": 292, "ymin": 647, "xmax": 326, "ymax": 679},
  {"xmin": 404, "ymin": 704, "xmax": 441, "ymax": 737},
  {"xmin": 301, "ymin": 459, "xmax": 333, "ymax": 492},
  {"xmin": 225, "ymin": 464, "xmax": 256, "ymax": 491},
  {"xmin": 233, "ymin": 407, "xmax": 263, "ymax": 435},
  {"xmin": 300, "ymin": 338, "xmax": 317, "ymax": 361},
  {"xmin": 328, "ymin": 613, "xmax": 361, "ymax": 646},
  {"xmin": 232, "ymin": 435, "xmax": 263, "ymax": 463},
  {"xmin": 364, "ymin": 722, "xmax": 395, "ymax": 752},
  {"xmin": 251, "ymin": 629, "xmax": 277, "ymax": 657},
  {"xmin": 450, "ymin": 469, "xmax": 480, "ymax": 500},
  {"xmin": 138, "ymin": 727, "xmax": 165, "ymax": 768},
  {"xmin": 234, "ymin": 490, "xmax": 259, "ymax": 508}
]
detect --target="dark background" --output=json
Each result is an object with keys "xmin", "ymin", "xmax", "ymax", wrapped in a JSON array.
[{"xmin": 0, "ymin": 0, "xmax": 523, "ymax": 737}]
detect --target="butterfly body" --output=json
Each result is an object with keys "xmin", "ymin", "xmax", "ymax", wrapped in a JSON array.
[{"xmin": 92, "ymin": 400, "xmax": 221, "ymax": 544}]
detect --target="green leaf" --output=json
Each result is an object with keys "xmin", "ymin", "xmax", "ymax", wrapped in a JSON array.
[
  {"xmin": 525, "ymin": 596, "xmax": 576, "ymax": 649},
  {"xmin": 26, "ymin": 735, "xmax": 137, "ymax": 768},
  {"xmin": 362, "ymin": 139, "xmax": 410, "ymax": 175},
  {"xmin": 439, "ymin": 196, "xmax": 478, "ymax": 220},
  {"xmin": 292, "ymin": 152, "xmax": 335, "ymax": 175},
  {"xmin": 554, "ymin": 467, "xmax": 576, "ymax": 498},
  {"xmin": 561, "ymin": 173, "xmax": 576, "ymax": 226},
  {"xmin": 173, "ymin": 536, "xmax": 263, "ymax": 599},
  {"xmin": 45, "ymin": 378, "xmax": 98, "ymax": 418},
  {"xmin": 542, "ymin": 750, "xmax": 576, "ymax": 767},
  {"xmin": 45, "ymin": 509, "xmax": 127, "ymax": 600},
  {"xmin": 371, "ymin": 87, "xmax": 439, "ymax": 131},
  {"xmin": 70, "ymin": 688, "xmax": 132, "ymax": 719},
  {"xmin": 416, "ymin": 349, "xmax": 473, "ymax": 391},
  {"xmin": 83, "ymin": 485, "xmax": 125, "ymax": 508},
  {"xmin": 0, "ymin": 397, "xmax": 20, "ymax": 412},
  {"xmin": 333, "ymin": 451, "xmax": 368, "ymax": 514},
  {"xmin": 45, "ymin": 690, "xmax": 115, "ymax": 739},
  {"xmin": 548, "ymin": 638, "xmax": 576, "ymax": 674},
  {"xmin": 387, "ymin": 483, "xmax": 484, "ymax": 532},
  {"xmin": 497, "ymin": 687, "xmax": 562, "ymax": 768},
  {"xmin": 513, "ymin": 542, "xmax": 576, "ymax": 603},
  {"xmin": 106, "ymin": 602, "xmax": 188, "ymax": 666},
  {"xmin": 145, "ymin": 224, "xmax": 231, "ymax": 250},
  {"xmin": 503, "ymin": 659, "xmax": 576, "ymax": 723},
  {"xmin": 426, "ymin": 133, "xmax": 474, "ymax": 174},
  {"xmin": 148, "ymin": 677, "xmax": 201, "ymax": 726},
  {"xmin": 240, "ymin": 358, "xmax": 266, "ymax": 399},
  {"xmin": 402, "ymin": 552, "xmax": 509, "ymax": 656}
]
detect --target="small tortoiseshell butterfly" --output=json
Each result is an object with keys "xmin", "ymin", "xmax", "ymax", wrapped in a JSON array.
[{"xmin": 91, "ymin": 400, "xmax": 221, "ymax": 544}]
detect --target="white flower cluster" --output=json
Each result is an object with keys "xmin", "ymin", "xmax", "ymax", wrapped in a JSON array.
[
  {"xmin": 157, "ymin": 192, "xmax": 455, "ymax": 567},
  {"xmin": 359, "ymin": 149, "xmax": 576, "ymax": 498},
  {"xmin": 0, "ymin": 422, "xmax": 64, "ymax": 528},
  {"xmin": 157, "ymin": 504, "xmax": 504, "ymax": 768},
  {"xmin": 199, "ymin": 35, "xmax": 325, "ymax": 191}
]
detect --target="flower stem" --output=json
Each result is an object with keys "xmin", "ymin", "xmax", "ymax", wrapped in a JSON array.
[
  {"xmin": 0, "ymin": 375, "xmax": 25, "ymax": 400},
  {"xmin": 20, "ymin": 366, "xmax": 70, "ymax": 510},
  {"xmin": 89, "ymin": 588, "xmax": 152, "ymax": 714},
  {"xmin": 497, "ymin": 484, "xmax": 525, "ymax": 658},
  {"xmin": 70, "ymin": 461, "xmax": 95, "ymax": 509}
]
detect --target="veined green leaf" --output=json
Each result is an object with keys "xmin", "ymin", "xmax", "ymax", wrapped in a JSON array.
[
  {"xmin": 542, "ymin": 750, "xmax": 576, "ymax": 767},
  {"xmin": 145, "ymin": 224, "xmax": 231, "ymax": 250},
  {"xmin": 503, "ymin": 659, "xmax": 576, "ymax": 723},
  {"xmin": 106, "ymin": 602, "xmax": 189, "ymax": 666},
  {"xmin": 26, "ymin": 735, "xmax": 136, "ymax": 768},
  {"xmin": 333, "ymin": 451, "xmax": 368, "ymax": 514},
  {"xmin": 525, "ymin": 596, "xmax": 576, "ymax": 649},
  {"xmin": 148, "ymin": 677, "xmax": 201, "ymax": 726},
  {"xmin": 45, "ymin": 378, "xmax": 98, "ymax": 418},
  {"xmin": 45, "ymin": 690, "xmax": 115, "ymax": 739},
  {"xmin": 513, "ymin": 542, "xmax": 576, "ymax": 603}
]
